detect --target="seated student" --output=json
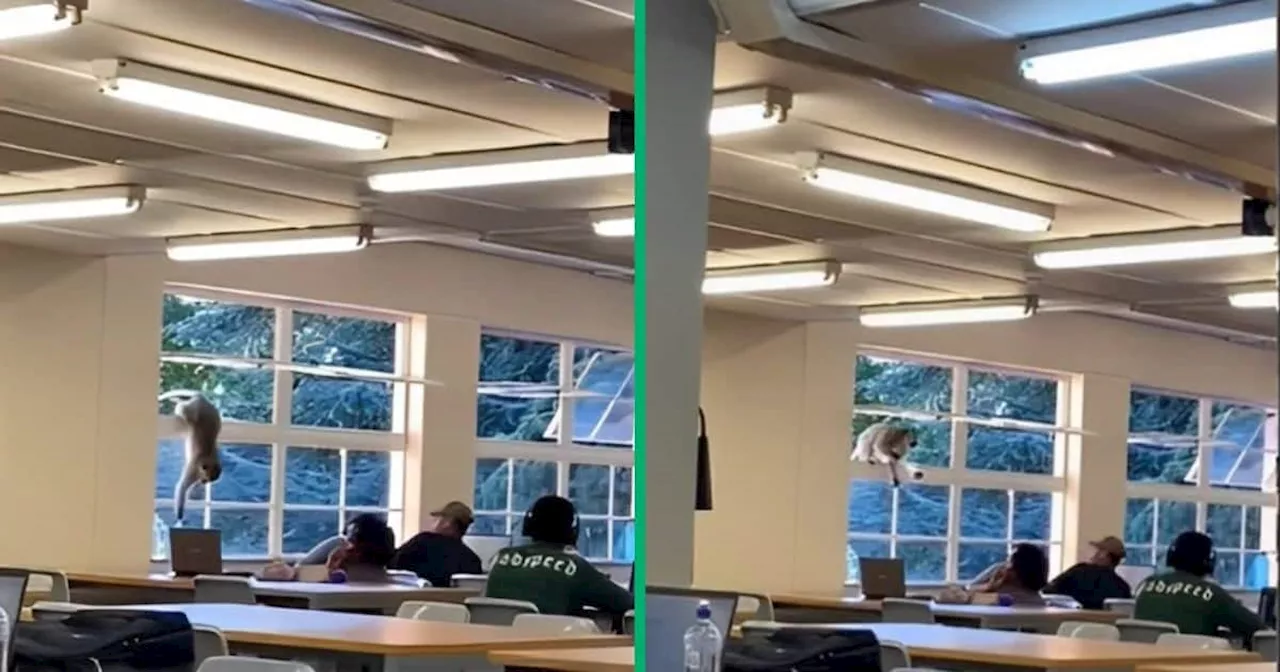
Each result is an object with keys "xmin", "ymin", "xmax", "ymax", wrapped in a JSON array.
[
  {"xmin": 973, "ymin": 543, "xmax": 1049, "ymax": 605},
  {"xmin": 485, "ymin": 495, "xmax": 633, "ymax": 618},
  {"xmin": 1134, "ymin": 531, "xmax": 1265, "ymax": 643},
  {"xmin": 296, "ymin": 513, "xmax": 386, "ymax": 566},
  {"xmin": 389, "ymin": 500, "xmax": 483, "ymax": 588},
  {"xmin": 1043, "ymin": 536, "xmax": 1133, "ymax": 610},
  {"xmin": 326, "ymin": 515, "xmax": 397, "ymax": 583}
]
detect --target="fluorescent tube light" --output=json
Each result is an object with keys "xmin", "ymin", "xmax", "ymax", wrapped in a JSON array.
[
  {"xmin": 702, "ymin": 260, "xmax": 841, "ymax": 295},
  {"xmin": 709, "ymin": 87, "xmax": 792, "ymax": 136},
  {"xmin": 368, "ymin": 142, "xmax": 633, "ymax": 193},
  {"xmin": 1228, "ymin": 283, "xmax": 1277, "ymax": 309},
  {"xmin": 1032, "ymin": 226, "xmax": 1277, "ymax": 270},
  {"xmin": 0, "ymin": 1, "xmax": 82, "ymax": 41},
  {"xmin": 166, "ymin": 225, "xmax": 371, "ymax": 262},
  {"xmin": 93, "ymin": 60, "xmax": 391, "ymax": 150},
  {"xmin": 1019, "ymin": 2, "xmax": 1277, "ymax": 85},
  {"xmin": 0, "ymin": 185, "xmax": 144, "ymax": 225},
  {"xmin": 592, "ymin": 217, "xmax": 635, "ymax": 238},
  {"xmin": 860, "ymin": 297, "xmax": 1036, "ymax": 328},
  {"xmin": 800, "ymin": 152, "xmax": 1054, "ymax": 232}
]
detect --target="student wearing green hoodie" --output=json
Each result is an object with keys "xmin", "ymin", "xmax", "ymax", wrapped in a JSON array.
[{"xmin": 1133, "ymin": 531, "xmax": 1265, "ymax": 644}]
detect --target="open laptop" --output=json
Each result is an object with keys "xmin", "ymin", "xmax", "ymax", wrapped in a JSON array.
[
  {"xmin": 168, "ymin": 528, "xmax": 224, "ymax": 577},
  {"xmin": 645, "ymin": 587, "xmax": 738, "ymax": 672},
  {"xmin": 0, "ymin": 569, "xmax": 30, "ymax": 670},
  {"xmin": 858, "ymin": 557, "xmax": 906, "ymax": 600}
]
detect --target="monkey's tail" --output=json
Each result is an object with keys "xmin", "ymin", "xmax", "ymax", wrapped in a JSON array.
[{"xmin": 158, "ymin": 389, "xmax": 203, "ymax": 402}]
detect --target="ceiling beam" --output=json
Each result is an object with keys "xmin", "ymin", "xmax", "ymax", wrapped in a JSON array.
[{"xmin": 787, "ymin": 0, "xmax": 917, "ymax": 17}]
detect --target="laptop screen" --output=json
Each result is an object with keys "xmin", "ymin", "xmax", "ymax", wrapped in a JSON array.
[
  {"xmin": 644, "ymin": 588, "xmax": 737, "ymax": 672},
  {"xmin": 0, "ymin": 571, "xmax": 30, "ymax": 667}
]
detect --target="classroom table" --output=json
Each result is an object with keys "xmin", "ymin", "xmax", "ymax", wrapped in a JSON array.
[
  {"xmin": 770, "ymin": 593, "xmax": 1119, "ymax": 632},
  {"xmin": 121, "ymin": 603, "xmax": 630, "ymax": 672},
  {"xmin": 66, "ymin": 572, "xmax": 477, "ymax": 613},
  {"xmin": 1136, "ymin": 664, "xmax": 1272, "ymax": 672},
  {"xmin": 769, "ymin": 623, "xmax": 1260, "ymax": 671},
  {"xmin": 488, "ymin": 646, "xmax": 634, "ymax": 672}
]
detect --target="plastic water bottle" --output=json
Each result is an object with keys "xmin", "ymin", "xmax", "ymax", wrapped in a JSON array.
[{"xmin": 683, "ymin": 600, "xmax": 722, "ymax": 672}]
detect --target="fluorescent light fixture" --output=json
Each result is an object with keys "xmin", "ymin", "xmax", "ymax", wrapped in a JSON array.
[
  {"xmin": 590, "ymin": 207, "xmax": 635, "ymax": 238},
  {"xmin": 1032, "ymin": 226, "xmax": 1277, "ymax": 270},
  {"xmin": 0, "ymin": 185, "xmax": 144, "ymax": 225},
  {"xmin": 709, "ymin": 86, "xmax": 793, "ymax": 136},
  {"xmin": 860, "ymin": 296, "xmax": 1037, "ymax": 328},
  {"xmin": 166, "ymin": 225, "xmax": 371, "ymax": 262},
  {"xmin": 1019, "ymin": 2, "xmax": 1277, "ymax": 85},
  {"xmin": 800, "ymin": 152, "xmax": 1055, "ymax": 232},
  {"xmin": 0, "ymin": 0, "xmax": 83, "ymax": 41},
  {"xmin": 1228, "ymin": 282, "xmax": 1277, "ymax": 309},
  {"xmin": 93, "ymin": 59, "xmax": 391, "ymax": 150},
  {"xmin": 368, "ymin": 142, "xmax": 633, "ymax": 193},
  {"xmin": 702, "ymin": 260, "xmax": 841, "ymax": 295}
]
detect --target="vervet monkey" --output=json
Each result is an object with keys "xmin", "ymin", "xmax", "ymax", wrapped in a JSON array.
[
  {"xmin": 159, "ymin": 390, "xmax": 222, "ymax": 522},
  {"xmin": 851, "ymin": 422, "xmax": 923, "ymax": 487}
]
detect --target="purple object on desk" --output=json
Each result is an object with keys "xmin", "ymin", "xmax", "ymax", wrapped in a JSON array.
[
  {"xmin": 328, "ymin": 569, "xmax": 348, "ymax": 584},
  {"xmin": 996, "ymin": 593, "xmax": 1014, "ymax": 607}
]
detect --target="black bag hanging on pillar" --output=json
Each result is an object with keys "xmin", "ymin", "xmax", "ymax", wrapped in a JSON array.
[
  {"xmin": 723, "ymin": 628, "xmax": 882, "ymax": 672},
  {"xmin": 696, "ymin": 407, "xmax": 713, "ymax": 511}
]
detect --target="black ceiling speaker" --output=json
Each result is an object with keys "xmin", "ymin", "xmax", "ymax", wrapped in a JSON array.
[
  {"xmin": 1242, "ymin": 198, "xmax": 1275, "ymax": 237},
  {"xmin": 608, "ymin": 109, "xmax": 635, "ymax": 155},
  {"xmin": 696, "ymin": 407, "xmax": 713, "ymax": 511}
]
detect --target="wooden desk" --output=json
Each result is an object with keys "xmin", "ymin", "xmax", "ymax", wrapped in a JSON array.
[
  {"xmin": 489, "ymin": 646, "xmax": 634, "ymax": 672},
  {"xmin": 1137, "ymin": 664, "xmax": 1273, "ymax": 672},
  {"xmin": 770, "ymin": 593, "xmax": 1118, "ymax": 631}
]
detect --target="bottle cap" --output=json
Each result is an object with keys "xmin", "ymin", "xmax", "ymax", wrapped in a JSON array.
[{"xmin": 696, "ymin": 599, "xmax": 712, "ymax": 619}]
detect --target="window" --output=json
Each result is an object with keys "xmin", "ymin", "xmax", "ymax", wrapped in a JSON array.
[
  {"xmin": 1124, "ymin": 390, "xmax": 1276, "ymax": 587},
  {"xmin": 847, "ymin": 353, "xmax": 1066, "ymax": 584},
  {"xmin": 153, "ymin": 291, "xmax": 406, "ymax": 559},
  {"xmin": 474, "ymin": 332, "xmax": 635, "ymax": 562}
]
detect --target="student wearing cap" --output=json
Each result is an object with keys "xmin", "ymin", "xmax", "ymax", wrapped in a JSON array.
[
  {"xmin": 389, "ymin": 500, "xmax": 483, "ymax": 589},
  {"xmin": 1134, "ymin": 531, "xmax": 1265, "ymax": 643},
  {"xmin": 1043, "ymin": 535, "xmax": 1133, "ymax": 610},
  {"xmin": 484, "ymin": 495, "xmax": 633, "ymax": 618}
]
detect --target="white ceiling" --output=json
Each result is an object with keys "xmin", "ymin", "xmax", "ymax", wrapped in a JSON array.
[{"xmin": 0, "ymin": 0, "xmax": 1274, "ymax": 343}]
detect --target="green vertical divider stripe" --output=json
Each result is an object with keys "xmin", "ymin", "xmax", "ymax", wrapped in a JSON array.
[{"xmin": 632, "ymin": 1, "xmax": 647, "ymax": 670}]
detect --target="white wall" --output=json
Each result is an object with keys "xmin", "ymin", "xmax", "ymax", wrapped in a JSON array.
[{"xmin": 693, "ymin": 309, "xmax": 1278, "ymax": 594}]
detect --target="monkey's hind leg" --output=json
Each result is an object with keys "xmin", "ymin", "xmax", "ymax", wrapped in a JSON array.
[{"xmin": 173, "ymin": 462, "xmax": 201, "ymax": 523}]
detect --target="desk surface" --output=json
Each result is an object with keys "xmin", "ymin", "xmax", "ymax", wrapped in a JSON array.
[
  {"xmin": 489, "ymin": 647, "xmax": 634, "ymax": 672},
  {"xmin": 1137, "ymin": 664, "xmax": 1273, "ymax": 672},
  {"xmin": 836, "ymin": 624, "xmax": 1259, "ymax": 668},
  {"xmin": 119, "ymin": 604, "xmax": 629, "ymax": 656},
  {"xmin": 771, "ymin": 593, "xmax": 1118, "ymax": 621},
  {"xmin": 67, "ymin": 572, "xmax": 468, "ymax": 596}
]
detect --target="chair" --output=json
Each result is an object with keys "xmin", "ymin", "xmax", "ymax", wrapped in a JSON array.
[
  {"xmin": 193, "ymin": 575, "xmax": 256, "ymax": 604},
  {"xmin": 463, "ymin": 596, "xmax": 538, "ymax": 625},
  {"xmin": 1056, "ymin": 621, "xmax": 1120, "ymax": 640},
  {"xmin": 512, "ymin": 613, "xmax": 600, "ymax": 635},
  {"xmin": 27, "ymin": 570, "xmax": 71, "ymax": 602},
  {"xmin": 881, "ymin": 598, "xmax": 935, "ymax": 624},
  {"xmin": 395, "ymin": 600, "xmax": 469, "ymax": 623},
  {"xmin": 192, "ymin": 625, "xmax": 230, "ymax": 668},
  {"xmin": 452, "ymin": 574, "xmax": 488, "ymax": 591},
  {"xmin": 29, "ymin": 601, "xmax": 88, "ymax": 620},
  {"xmin": 622, "ymin": 609, "xmax": 635, "ymax": 635},
  {"xmin": 198, "ymin": 658, "xmax": 315, "ymax": 672},
  {"xmin": 879, "ymin": 640, "xmax": 911, "ymax": 672},
  {"xmin": 1252, "ymin": 629, "xmax": 1278, "ymax": 661},
  {"xmin": 1116, "ymin": 618, "xmax": 1178, "ymax": 643},
  {"xmin": 1259, "ymin": 588, "xmax": 1277, "ymax": 628},
  {"xmin": 736, "ymin": 592, "xmax": 776, "ymax": 621},
  {"xmin": 1103, "ymin": 598, "xmax": 1135, "ymax": 617},
  {"xmin": 1155, "ymin": 632, "xmax": 1231, "ymax": 650}
]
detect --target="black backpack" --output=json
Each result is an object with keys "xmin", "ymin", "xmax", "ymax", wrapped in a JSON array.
[
  {"xmin": 13, "ymin": 609, "xmax": 195, "ymax": 671},
  {"xmin": 723, "ymin": 628, "xmax": 882, "ymax": 672}
]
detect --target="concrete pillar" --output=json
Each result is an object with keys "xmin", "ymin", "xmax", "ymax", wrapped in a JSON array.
[{"xmin": 1062, "ymin": 373, "xmax": 1130, "ymax": 565}]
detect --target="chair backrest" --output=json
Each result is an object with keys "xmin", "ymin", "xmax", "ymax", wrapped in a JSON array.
[
  {"xmin": 1115, "ymin": 618, "xmax": 1179, "ymax": 643},
  {"xmin": 1103, "ymin": 598, "xmax": 1135, "ymax": 617},
  {"xmin": 1252, "ymin": 629, "xmax": 1278, "ymax": 661},
  {"xmin": 198, "ymin": 657, "xmax": 316, "ymax": 672},
  {"xmin": 192, "ymin": 625, "xmax": 229, "ymax": 668},
  {"xmin": 512, "ymin": 613, "xmax": 600, "ymax": 636},
  {"xmin": 622, "ymin": 609, "xmax": 635, "ymax": 635},
  {"xmin": 396, "ymin": 600, "xmax": 469, "ymax": 623},
  {"xmin": 452, "ymin": 574, "xmax": 488, "ymax": 591},
  {"xmin": 192, "ymin": 575, "xmax": 256, "ymax": 605},
  {"xmin": 1155, "ymin": 632, "xmax": 1231, "ymax": 650},
  {"xmin": 29, "ymin": 601, "xmax": 88, "ymax": 621},
  {"xmin": 463, "ymin": 596, "xmax": 539, "ymax": 625},
  {"xmin": 881, "ymin": 598, "xmax": 935, "ymax": 624},
  {"xmin": 1259, "ymin": 588, "xmax": 1277, "ymax": 628},
  {"xmin": 27, "ymin": 571, "xmax": 70, "ymax": 602},
  {"xmin": 736, "ymin": 592, "xmax": 776, "ymax": 621},
  {"xmin": 739, "ymin": 620, "xmax": 781, "ymax": 636},
  {"xmin": 878, "ymin": 640, "xmax": 911, "ymax": 672},
  {"xmin": 1056, "ymin": 621, "xmax": 1120, "ymax": 640}
]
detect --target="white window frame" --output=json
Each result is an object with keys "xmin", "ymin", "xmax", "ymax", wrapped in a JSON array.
[
  {"xmin": 848, "ymin": 351, "xmax": 1068, "ymax": 585},
  {"xmin": 474, "ymin": 330, "xmax": 635, "ymax": 563},
  {"xmin": 153, "ymin": 285, "xmax": 409, "ymax": 559}
]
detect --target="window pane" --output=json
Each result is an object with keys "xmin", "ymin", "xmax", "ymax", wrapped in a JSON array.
[
  {"xmin": 1125, "ymin": 498, "xmax": 1154, "ymax": 546},
  {"xmin": 471, "ymin": 514, "xmax": 509, "ymax": 537},
  {"xmin": 568, "ymin": 464, "xmax": 610, "ymax": 516},
  {"xmin": 1205, "ymin": 504, "xmax": 1243, "ymax": 549},
  {"xmin": 162, "ymin": 294, "xmax": 273, "ymax": 358},
  {"xmin": 968, "ymin": 371, "xmax": 1057, "ymax": 424},
  {"xmin": 567, "ymin": 347, "xmax": 634, "ymax": 447},
  {"xmin": 1214, "ymin": 551, "xmax": 1242, "ymax": 587},
  {"xmin": 1127, "ymin": 390, "xmax": 1198, "ymax": 485},
  {"xmin": 210, "ymin": 444, "xmax": 272, "ymax": 504},
  {"xmin": 1209, "ymin": 402, "xmax": 1270, "ymax": 490},
  {"xmin": 612, "ymin": 520, "xmax": 635, "ymax": 562},
  {"xmin": 848, "ymin": 480, "xmax": 892, "ymax": 534},
  {"xmin": 282, "ymin": 509, "xmax": 341, "ymax": 555},
  {"xmin": 852, "ymin": 415, "xmax": 950, "ymax": 468},
  {"xmin": 960, "ymin": 489, "xmax": 1008, "ymax": 539},
  {"xmin": 211, "ymin": 509, "xmax": 270, "ymax": 558},
  {"xmin": 1156, "ymin": 500, "xmax": 1196, "ymax": 548},
  {"xmin": 1128, "ymin": 545, "xmax": 1156, "ymax": 567},
  {"xmin": 346, "ymin": 450, "xmax": 391, "ymax": 508},
  {"xmin": 966, "ymin": 427, "xmax": 1053, "ymax": 475},
  {"xmin": 1245, "ymin": 506, "xmax": 1262, "ymax": 549},
  {"xmin": 292, "ymin": 376, "xmax": 392, "ymax": 431},
  {"xmin": 285, "ymin": 447, "xmax": 340, "ymax": 506},
  {"xmin": 155, "ymin": 438, "xmax": 191, "ymax": 500},
  {"xmin": 896, "ymin": 484, "xmax": 949, "ymax": 537},
  {"xmin": 511, "ymin": 460, "xmax": 557, "ymax": 512},
  {"xmin": 473, "ymin": 459, "xmax": 510, "ymax": 512},
  {"xmin": 157, "ymin": 364, "xmax": 273, "ymax": 424},
  {"xmin": 897, "ymin": 541, "xmax": 946, "ymax": 582},
  {"xmin": 291, "ymin": 311, "xmax": 395, "ymax": 373},
  {"xmin": 854, "ymin": 355, "xmax": 952, "ymax": 411},
  {"xmin": 477, "ymin": 334, "xmax": 559, "ymax": 442},
  {"xmin": 1013, "ymin": 492, "xmax": 1052, "ymax": 541},
  {"xmin": 847, "ymin": 539, "xmax": 891, "ymax": 582},
  {"xmin": 578, "ymin": 518, "xmax": 609, "ymax": 560},
  {"xmin": 958, "ymin": 542, "xmax": 1007, "ymax": 582},
  {"xmin": 613, "ymin": 467, "xmax": 633, "ymax": 517}
]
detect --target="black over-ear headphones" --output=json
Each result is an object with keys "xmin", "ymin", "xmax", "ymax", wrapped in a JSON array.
[
  {"xmin": 1166, "ymin": 532, "xmax": 1217, "ymax": 577},
  {"xmin": 521, "ymin": 496, "xmax": 580, "ymax": 546}
]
